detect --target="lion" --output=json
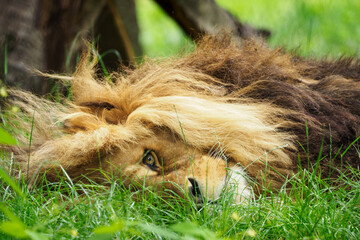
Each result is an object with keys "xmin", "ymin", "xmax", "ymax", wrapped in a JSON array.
[{"xmin": 4, "ymin": 34, "xmax": 360, "ymax": 204}]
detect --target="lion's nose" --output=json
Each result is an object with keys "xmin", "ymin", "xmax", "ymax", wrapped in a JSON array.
[{"xmin": 188, "ymin": 178, "xmax": 202, "ymax": 199}]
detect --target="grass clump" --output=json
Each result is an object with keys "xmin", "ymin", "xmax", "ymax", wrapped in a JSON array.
[{"xmin": 1, "ymin": 154, "xmax": 359, "ymax": 239}]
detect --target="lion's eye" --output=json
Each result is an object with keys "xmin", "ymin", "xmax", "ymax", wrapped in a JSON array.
[{"xmin": 142, "ymin": 150, "xmax": 159, "ymax": 170}]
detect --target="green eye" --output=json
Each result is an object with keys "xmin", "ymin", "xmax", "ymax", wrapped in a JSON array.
[{"xmin": 142, "ymin": 150, "xmax": 158, "ymax": 170}]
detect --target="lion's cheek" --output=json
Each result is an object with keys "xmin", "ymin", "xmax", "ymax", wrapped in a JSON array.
[{"xmin": 121, "ymin": 165, "xmax": 159, "ymax": 179}]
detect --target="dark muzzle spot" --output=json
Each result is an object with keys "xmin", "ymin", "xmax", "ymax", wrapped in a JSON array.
[{"xmin": 188, "ymin": 178, "xmax": 202, "ymax": 199}]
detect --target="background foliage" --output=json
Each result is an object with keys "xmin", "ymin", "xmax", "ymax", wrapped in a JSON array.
[{"xmin": 136, "ymin": 0, "xmax": 360, "ymax": 58}]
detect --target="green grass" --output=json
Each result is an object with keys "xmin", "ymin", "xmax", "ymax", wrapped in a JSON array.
[{"xmin": 1, "ymin": 157, "xmax": 359, "ymax": 239}]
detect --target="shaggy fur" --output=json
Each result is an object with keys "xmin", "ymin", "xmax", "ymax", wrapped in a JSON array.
[{"xmin": 4, "ymin": 35, "xmax": 360, "ymax": 201}]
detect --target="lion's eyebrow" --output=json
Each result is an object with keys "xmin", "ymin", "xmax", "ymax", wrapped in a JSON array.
[{"xmin": 80, "ymin": 102, "xmax": 115, "ymax": 110}]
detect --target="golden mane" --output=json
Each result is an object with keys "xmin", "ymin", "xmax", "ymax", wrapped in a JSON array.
[{"xmin": 5, "ymin": 34, "xmax": 360, "ymax": 200}]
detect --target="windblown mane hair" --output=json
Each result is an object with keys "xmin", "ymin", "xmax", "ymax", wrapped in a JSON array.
[{"xmin": 5, "ymin": 34, "xmax": 360, "ymax": 191}]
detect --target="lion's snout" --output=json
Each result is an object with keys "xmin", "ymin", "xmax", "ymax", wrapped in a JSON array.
[
  {"xmin": 188, "ymin": 178, "xmax": 203, "ymax": 202},
  {"xmin": 184, "ymin": 155, "xmax": 253, "ymax": 205}
]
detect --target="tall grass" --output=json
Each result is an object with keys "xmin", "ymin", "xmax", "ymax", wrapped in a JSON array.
[{"xmin": 1, "ymin": 152, "xmax": 359, "ymax": 239}]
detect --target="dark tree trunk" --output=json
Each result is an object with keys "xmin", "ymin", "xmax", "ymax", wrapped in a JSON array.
[
  {"xmin": 0, "ymin": 0, "xmax": 141, "ymax": 94},
  {"xmin": 94, "ymin": 0, "xmax": 142, "ymax": 69},
  {"xmin": 154, "ymin": 0, "xmax": 270, "ymax": 39},
  {"xmin": 39, "ymin": 0, "xmax": 105, "ymax": 73},
  {"xmin": 0, "ymin": 0, "xmax": 46, "ymax": 94},
  {"xmin": 0, "ymin": 0, "xmax": 106, "ymax": 94},
  {"xmin": 0, "ymin": 0, "xmax": 266, "ymax": 95}
]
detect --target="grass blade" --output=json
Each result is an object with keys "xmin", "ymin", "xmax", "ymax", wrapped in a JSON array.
[
  {"xmin": 0, "ymin": 167, "xmax": 24, "ymax": 198},
  {"xmin": 0, "ymin": 126, "xmax": 17, "ymax": 145}
]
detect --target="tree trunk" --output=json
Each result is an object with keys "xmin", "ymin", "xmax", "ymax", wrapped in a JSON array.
[
  {"xmin": 154, "ymin": 0, "xmax": 270, "ymax": 39},
  {"xmin": 0, "ymin": 0, "xmax": 46, "ymax": 94},
  {"xmin": 0, "ymin": 0, "xmax": 107, "ymax": 94},
  {"xmin": 0, "ymin": 0, "xmax": 266, "ymax": 95},
  {"xmin": 94, "ymin": 0, "xmax": 142, "ymax": 69},
  {"xmin": 39, "ymin": 0, "xmax": 105, "ymax": 74}
]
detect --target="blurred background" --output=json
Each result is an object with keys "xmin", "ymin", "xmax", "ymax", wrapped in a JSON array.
[
  {"xmin": 0, "ymin": 0, "xmax": 359, "ymax": 95},
  {"xmin": 138, "ymin": 0, "xmax": 360, "ymax": 58}
]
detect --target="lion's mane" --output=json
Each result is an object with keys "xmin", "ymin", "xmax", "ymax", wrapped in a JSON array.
[{"xmin": 6, "ymin": 34, "xmax": 360, "ymax": 191}]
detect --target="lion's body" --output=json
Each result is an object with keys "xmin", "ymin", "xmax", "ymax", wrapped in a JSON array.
[{"xmin": 6, "ymin": 35, "xmax": 360, "ymax": 202}]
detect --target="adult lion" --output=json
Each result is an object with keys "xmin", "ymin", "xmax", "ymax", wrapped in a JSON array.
[{"xmin": 5, "ymin": 35, "xmax": 360, "ymax": 204}]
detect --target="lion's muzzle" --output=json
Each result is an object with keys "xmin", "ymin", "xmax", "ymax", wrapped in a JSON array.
[{"xmin": 185, "ymin": 155, "xmax": 253, "ymax": 205}]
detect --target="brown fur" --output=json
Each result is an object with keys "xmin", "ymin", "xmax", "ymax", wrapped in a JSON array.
[{"xmin": 4, "ymin": 34, "xmax": 360, "ymax": 200}]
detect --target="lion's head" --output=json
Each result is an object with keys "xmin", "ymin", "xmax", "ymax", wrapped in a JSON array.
[{"xmin": 6, "ymin": 35, "xmax": 360, "ymax": 204}]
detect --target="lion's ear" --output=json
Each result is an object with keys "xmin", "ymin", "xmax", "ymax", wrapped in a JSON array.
[
  {"xmin": 77, "ymin": 102, "xmax": 127, "ymax": 125},
  {"xmin": 101, "ymin": 108, "xmax": 126, "ymax": 124},
  {"xmin": 63, "ymin": 114, "xmax": 101, "ymax": 133},
  {"xmin": 80, "ymin": 102, "xmax": 115, "ymax": 111}
]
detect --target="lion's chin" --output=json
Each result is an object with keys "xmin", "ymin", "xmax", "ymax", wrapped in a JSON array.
[{"xmin": 225, "ymin": 165, "xmax": 253, "ymax": 204}]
